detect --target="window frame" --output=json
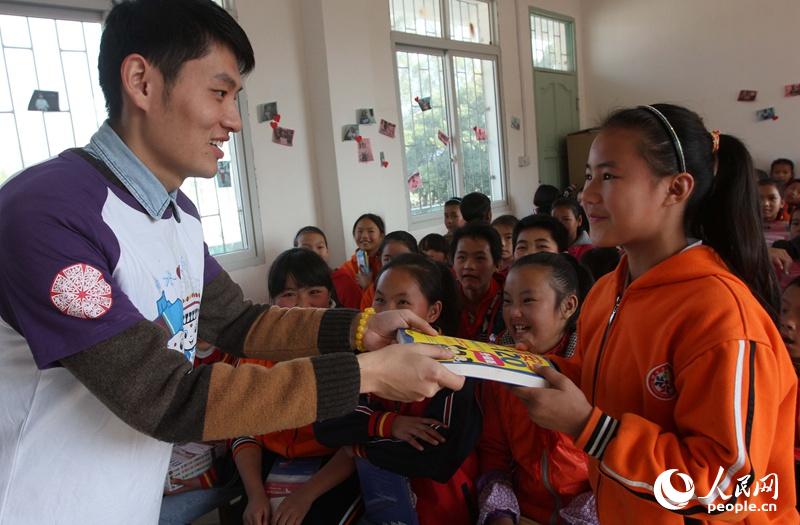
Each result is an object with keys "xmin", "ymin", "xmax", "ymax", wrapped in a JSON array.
[
  {"xmin": 0, "ymin": 0, "xmax": 265, "ymax": 271},
  {"xmin": 390, "ymin": 0, "xmax": 509, "ymax": 227}
]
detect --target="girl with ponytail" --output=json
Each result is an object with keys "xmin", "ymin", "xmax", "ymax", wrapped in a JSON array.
[{"xmin": 512, "ymin": 104, "xmax": 798, "ymax": 523}]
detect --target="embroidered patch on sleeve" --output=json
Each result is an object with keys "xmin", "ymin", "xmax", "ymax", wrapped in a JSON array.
[
  {"xmin": 646, "ymin": 362, "xmax": 677, "ymax": 401},
  {"xmin": 50, "ymin": 263, "xmax": 113, "ymax": 319}
]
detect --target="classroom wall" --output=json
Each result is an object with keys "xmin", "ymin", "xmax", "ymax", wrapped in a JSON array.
[
  {"xmin": 580, "ymin": 0, "xmax": 800, "ymax": 171},
  {"xmin": 226, "ymin": 0, "xmax": 588, "ymax": 301}
]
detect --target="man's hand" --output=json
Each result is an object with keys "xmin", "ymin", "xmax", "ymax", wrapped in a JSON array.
[
  {"xmin": 391, "ymin": 415, "xmax": 446, "ymax": 451},
  {"xmin": 511, "ymin": 366, "xmax": 592, "ymax": 438},
  {"xmin": 357, "ymin": 343, "xmax": 465, "ymax": 402},
  {"xmin": 356, "ymin": 309, "xmax": 438, "ymax": 352}
]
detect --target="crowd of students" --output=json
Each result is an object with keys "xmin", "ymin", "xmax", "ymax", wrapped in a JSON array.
[{"xmin": 161, "ymin": 103, "xmax": 798, "ymax": 525}]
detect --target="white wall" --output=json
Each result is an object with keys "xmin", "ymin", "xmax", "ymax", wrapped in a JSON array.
[
  {"xmin": 580, "ymin": 0, "xmax": 800, "ymax": 171},
  {"xmin": 226, "ymin": 0, "xmax": 587, "ymax": 300}
]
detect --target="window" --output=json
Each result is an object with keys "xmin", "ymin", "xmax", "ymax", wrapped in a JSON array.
[
  {"xmin": 0, "ymin": 5, "xmax": 262, "ymax": 268},
  {"xmin": 391, "ymin": 0, "xmax": 505, "ymax": 219},
  {"xmin": 530, "ymin": 12, "xmax": 574, "ymax": 72}
]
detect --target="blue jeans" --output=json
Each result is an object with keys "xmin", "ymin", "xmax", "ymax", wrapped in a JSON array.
[{"xmin": 158, "ymin": 484, "xmax": 243, "ymax": 525}]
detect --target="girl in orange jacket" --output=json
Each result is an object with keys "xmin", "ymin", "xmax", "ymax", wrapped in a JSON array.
[
  {"xmin": 513, "ymin": 104, "xmax": 798, "ymax": 524},
  {"xmin": 478, "ymin": 252, "xmax": 593, "ymax": 525}
]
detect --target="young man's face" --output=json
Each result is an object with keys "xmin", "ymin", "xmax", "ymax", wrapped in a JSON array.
[{"xmin": 137, "ymin": 43, "xmax": 243, "ymax": 189}]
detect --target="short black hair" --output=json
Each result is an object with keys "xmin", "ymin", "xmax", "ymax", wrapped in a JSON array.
[
  {"xmin": 99, "ymin": 0, "xmax": 255, "ymax": 121},
  {"xmin": 449, "ymin": 222, "xmax": 502, "ymax": 264},
  {"xmin": 293, "ymin": 226, "xmax": 328, "ymax": 247},
  {"xmin": 771, "ymin": 158, "xmax": 795, "ymax": 173},
  {"xmin": 512, "ymin": 214, "xmax": 570, "ymax": 252},
  {"xmin": 533, "ymin": 184, "xmax": 561, "ymax": 214},
  {"xmin": 444, "ymin": 197, "xmax": 462, "ymax": 207},
  {"xmin": 491, "ymin": 214, "xmax": 518, "ymax": 229},
  {"xmin": 419, "ymin": 233, "xmax": 448, "ymax": 254},
  {"xmin": 758, "ymin": 178, "xmax": 783, "ymax": 191},
  {"xmin": 267, "ymin": 248, "xmax": 335, "ymax": 301},
  {"xmin": 376, "ymin": 253, "xmax": 461, "ymax": 336},
  {"xmin": 352, "ymin": 213, "xmax": 386, "ymax": 236},
  {"xmin": 460, "ymin": 192, "xmax": 491, "ymax": 222},
  {"xmin": 378, "ymin": 231, "xmax": 419, "ymax": 257}
]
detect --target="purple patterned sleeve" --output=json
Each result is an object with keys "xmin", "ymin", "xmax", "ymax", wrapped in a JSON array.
[{"xmin": 477, "ymin": 470, "xmax": 520, "ymax": 525}]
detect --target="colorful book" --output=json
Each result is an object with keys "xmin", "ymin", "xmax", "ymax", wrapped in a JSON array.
[
  {"xmin": 397, "ymin": 329, "xmax": 552, "ymax": 387},
  {"xmin": 164, "ymin": 442, "xmax": 214, "ymax": 492},
  {"xmin": 264, "ymin": 457, "xmax": 322, "ymax": 512}
]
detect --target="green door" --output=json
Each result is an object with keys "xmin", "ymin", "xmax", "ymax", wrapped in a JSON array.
[{"xmin": 531, "ymin": 10, "xmax": 579, "ymax": 189}]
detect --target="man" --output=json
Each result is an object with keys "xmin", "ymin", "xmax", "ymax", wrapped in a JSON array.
[{"xmin": 0, "ymin": 1, "xmax": 462, "ymax": 522}]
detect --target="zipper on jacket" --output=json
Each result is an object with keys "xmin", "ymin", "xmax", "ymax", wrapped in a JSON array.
[
  {"xmin": 540, "ymin": 449, "xmax": 561, "ymax": 525},
  {"xmin": 590, "ymin": 295, "xmax": 621, "ymax": 404}
]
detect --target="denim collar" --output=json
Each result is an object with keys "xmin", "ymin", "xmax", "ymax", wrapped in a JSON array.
[{"xmin": 84, "ymin": 121, "xmax": 180, "ymax": 221}]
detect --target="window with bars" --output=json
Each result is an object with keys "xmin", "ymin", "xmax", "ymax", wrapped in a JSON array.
[
  {"xmin": 530, "ymin": 13, "xmax": 574, "ymax": 72},
  {"xmin": 390, "ymin": 0, "xmax": 504, "ymax": 218},
  {"xmin": 0, "ymin": 6, "xmax": 261, "ymax": 265}
]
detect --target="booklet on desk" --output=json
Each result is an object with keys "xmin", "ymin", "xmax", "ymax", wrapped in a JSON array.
[{"xmin": 397, "ymin": 329, "xmax": 552, "ymax": 387}]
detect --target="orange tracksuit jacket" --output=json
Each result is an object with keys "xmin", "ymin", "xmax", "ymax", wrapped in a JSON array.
[{"xmin": 555, "ymin": 245, "xmax": 798, "ymax": 524}]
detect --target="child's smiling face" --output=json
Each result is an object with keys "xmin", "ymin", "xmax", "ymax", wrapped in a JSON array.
[{"xmin": 780, "ymin": 284, "xmax": 800, "ymax": 371}]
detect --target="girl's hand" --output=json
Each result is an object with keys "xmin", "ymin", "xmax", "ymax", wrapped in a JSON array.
[
  {"xmin": 163, "ymin": 474, "xmax": 204, "ymax": 495},
  {"xmin": 356, "ymin": 272, "xmax": 372, "ymax": 289},
  {"xmin": 243, "ymin": 494, "xmax": 270, "ymax": 525},
  {"xmin": 272, "ymin": 490, "xmax": 313, "ymax": 525},
  {"xmin": 768, "ymin": 247, "xmax": 792, "ymax": 275},
  {"xmin": 511, "ymin": 367, "xmax": 593, "ymax": 438},
  {"xmin": 360, "ymin": 309, "xmax": 438, "ymax": 351},
  {"xmin": 391, "ymin": 415, "xmax": 446, "ymax": 451}
]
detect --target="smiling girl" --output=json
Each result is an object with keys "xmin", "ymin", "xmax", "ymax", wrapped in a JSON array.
[
  {"xmin": 514, "ymin": 104, "xmax": 797, "ymax": 523},
  {"xmin": 337, "ymin": 213, "xmax": 386, "ymax": 294}
]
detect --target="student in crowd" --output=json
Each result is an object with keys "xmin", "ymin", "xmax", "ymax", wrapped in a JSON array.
[
  {"xmin": 461, "ymin": 192, "xmax": 492, "ymax": 223},
  {"xmin": 771, "ymin": 158, "xmax": 795, "ymax": 185},
  {"xmin": 580, "ymin": 247, "xmax": 621, "ymax": 282},
  {"xmin": 479, "ymin": 253, "xmax": 593, "ymax": 525},
  {"xmin": 778, "ymin": 277, "xmax": 800, "ymax": 508},
  {"xmin": 337, "ymin": 213, "xmax": 386, "ymax": 292},
  {"xmin": 532, "ymin": 184, "xmax": 560, "ymax": 215},
  {"xmin": 360, "ymin": 231, "xmax": 419, "ymax": 309},
  {"xmin": 444, "ymin": 197, "xmax": 466, "ymax": 244},
  {"xmin": 551, "ymin": 197, "xmax": 593, "ymax": 261},
  {"xmin": 233, "ymin": 249, "xmax": 359, "ymax": 524},
  {"xmin": 419, "ymin": 233, "xmax": 449, "ymax": 264},
  {"xmin": 513, "ymin": 103, "xmax": 798, "ymax": 522},
  {"xmin": 512, "ymin": 214, "xmax": 569, "ymax": 260},
  {"xmin": 0, "ymin": 1, "xmax": 464, "ymax": 521},
  {"xmin": 759, "ymin": 179, "xmax": 790, "ymax": 244},
  {"xmin": 294, "ymin": 226, "xmax": 363, "ymax": 309},
  {"xmin": 490, "ymin": 214, "xmax": 518, "ymax": 274},
  {"xmin": 784, "ymin": 179, "xmax": 800, "ymax": 216},
  {"xmin": 771, "ymin": 208, "xmax": 800, "ymax": 289},
  {"xmin": 315, "ymin": 254, "xmax": 481, "ymax": 525},
  {"xmin": 269, "ymin": 248, "xmax": 338, "ymax": 309},
  {"xmin": 451, "ymin": 223, "xmax": 505, "ymax": 341}
]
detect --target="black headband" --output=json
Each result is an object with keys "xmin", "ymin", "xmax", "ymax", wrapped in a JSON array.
[{"xmin": 639, "ymin": 105, "xmax": 687, "ymax": 173}]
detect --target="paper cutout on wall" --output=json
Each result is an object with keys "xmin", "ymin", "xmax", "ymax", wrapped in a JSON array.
[
  {"xmin": 785, "ymin": 83, "xmax": 800, "ymax": 97},
  {"xmin": 272, "ymin": 126, "xmax": 295, "ymax": 146},
  {"xmin": 473, "ymin": 126, "xmax": 487, "ymax": 141},
  {"xmin": 415, "ymin": 96, "xmax": 432, "ymax": 111},
  {"xmin": 28, "ymin": 90, "xmax": 59, "ymax": 112},
  {"xmin": 379, "ymin": 119, "xmax": 396, "ymax": 138},
  {"xmin": 407, "ymin": 171, "xmax": 422, "ymax": 191},
  {"xmin": 342, "ymin": 124, "xmax": 359, "ymax": 141},
  {"xmin": 358, "ymin": 138, "xmax": 374, "ymax": 162},
  {"xmin": 737, "ymin": 90, "xmax": 757, "ymax": 102},
  {"xmin": 511, "ymin": 117, "xmax": 521, "ymax": 130},
  {"xmin": 380, "ymin": 152, "xmax": 389, "ymax": 168},
  {"xmin": 216, "ymin": 161, "xmax": 231, "ymax": 188},
  {"xmin": 358, "ymin": 108, "xmax": 376, "ymax": 124},
  {"xmin": 258, "ymin": 101, "xmax": 279, "ymax": 123},
  {"xmin": 437, "ymin": 130, "xmax": 450, "ymax": 145},
  {"xmin": 756, "ymin": 107, "xmax": 778, "ymax": 121}
]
